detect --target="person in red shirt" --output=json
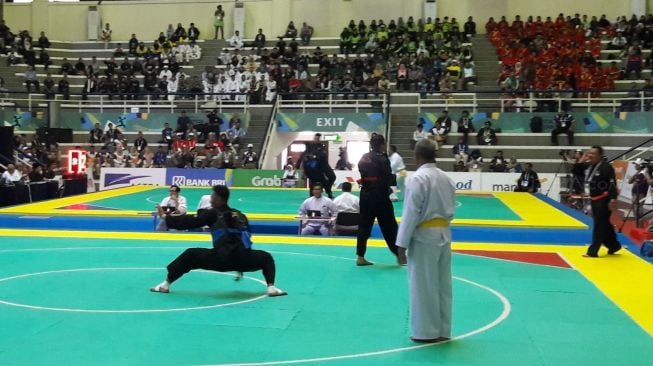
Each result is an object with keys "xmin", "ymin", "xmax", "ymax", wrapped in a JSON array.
[
  {"xmin": 172, "ymin": 134, "xmax": 185, "ymax": 152},
  {"xmin": 497, "ymin": 16, "xmax": 509, "ymax": 30},
  {"xmin": 512, "ymin": 15, "xmax": 524, "ymax": 31},
  {"xmin": 485, "ymin": 17, "xmax": 498, "ymax": 34}
]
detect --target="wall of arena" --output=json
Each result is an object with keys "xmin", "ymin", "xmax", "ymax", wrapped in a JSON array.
[{"xmin": 4, "ymin": 0, "xmax": 644, "ymax": 41}]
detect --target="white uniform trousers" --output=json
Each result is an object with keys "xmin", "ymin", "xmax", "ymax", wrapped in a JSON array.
[{"xmin": 406, "ymin": 226, "xmax": 452, "ymax": 339}]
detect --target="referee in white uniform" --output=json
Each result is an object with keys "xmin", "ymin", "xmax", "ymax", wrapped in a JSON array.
[{"xmin": 397, "ymin": 139, "xmax": 456, "ymax": 343}]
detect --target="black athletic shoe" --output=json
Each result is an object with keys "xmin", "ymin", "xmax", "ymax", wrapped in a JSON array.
[{"xmin": 608, "ymin": 243, "xmax": 622, "ymax": 255}]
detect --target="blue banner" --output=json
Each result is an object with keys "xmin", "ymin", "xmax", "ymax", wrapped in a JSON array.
[{"xmin": 165, "ymin": 169, "xmax": 233, "ymax": 187}]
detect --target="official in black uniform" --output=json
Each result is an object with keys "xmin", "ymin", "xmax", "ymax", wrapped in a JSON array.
[
  {"xmin": 150, "ymin": 185, "xmax": 287, "ymax": 296},
  {"xmin": 356, "ymin": 134, "xmax": 403, "ymax": 266},
  {"xmin": 583, "ymin": 146, "xmax": 622, "ymax": 257},
  {"xmin": 513, "ymin": 163, "xmax": 541, "ymax": 193},
  {"xmin": 301, "ymin": 136, "xmax": 336, "ymax": 198},
  {"xmin": 551, "ymin": 110, "xmax": 575, "ymax": 146}
]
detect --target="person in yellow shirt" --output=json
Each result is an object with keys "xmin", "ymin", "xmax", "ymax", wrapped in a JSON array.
[{"xmin": 424, "ymin": 17, "xmax": 435, "ymax": 33}]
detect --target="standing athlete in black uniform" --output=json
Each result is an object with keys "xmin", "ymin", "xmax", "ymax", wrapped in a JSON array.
[
  {"xmin": 583, "ymin": 146, "xmax": 622, "ymax": 257},
  {"xmin": 150, "ymin": 185, "xmax": 287, "ymax": 297},
  {"xmin": 356, "ymin": 134, "xmax": 405, "ymax": 266}
]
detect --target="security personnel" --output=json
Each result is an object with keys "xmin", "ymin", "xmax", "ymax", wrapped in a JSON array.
[
  {"xmin": 150, "ymin": 185, "xmax": 287, "ymax": 297},
  {"xmin": 514, "ymin": 163, "xmax": 541, "ymax": 193},
  {"xmin": 356, "ymin": 134, "xmax": 402, "ymax": 266},
  {"xmin": 583, "ymin": 146, "xmax": 621, "ymax": 257},
  {"xmin": 300, "ymin": 134, "xmax": 336, "ymax": 199}
]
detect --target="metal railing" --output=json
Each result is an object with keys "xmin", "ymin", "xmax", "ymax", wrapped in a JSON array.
[
  {"xmin": 258, "ymin": 96, "xmax": 279, "ymax": 170},
  {"xmin": 277, "ymin": 92, "xmax": 389, "ymax": 113},
  {"xmin": 0, "ymin": 91, "xmax": 252, "ymax": 114},
  {"xmin": 3, "ymin": 89, "xmax": 653, "ymax": 114},
  {"xmin": 403, "ymin": 90, "xmax": 653, "ymax": 114}
]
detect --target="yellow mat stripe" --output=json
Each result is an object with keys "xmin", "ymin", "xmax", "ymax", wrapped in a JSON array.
[
  {"xmin": 494, "ymin": 192, "xmax": 587, "ymax": 229},
  {"xmin": 561, "ymin": 248, "xmax": 653, "ymax": 336},
  {"xmin": 0, "ymin": 186, "xmax": 155, "ymax": 214},
  {"xmin": 0, "ymin": 188, "xmax": 587, "ymax": 229}
]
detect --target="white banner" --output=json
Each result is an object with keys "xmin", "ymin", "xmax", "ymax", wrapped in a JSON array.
[
  {"xmin": 480, "ymin": 172, "xmax": 560, "ymax": 199},
  {"xmin": 333, "ymin": 170, "xmax": 556, "ymax": 198},
  {"xmin": 98, "ymin": 168, "xmax": 561, "ymax": 199},
  {"xmin": 100, "ymin": 168, "xmax": 167, "ymax": 190}
]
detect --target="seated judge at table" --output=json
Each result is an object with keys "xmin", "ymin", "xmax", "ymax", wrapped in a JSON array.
[
  {"xmin": 298, "ymin": 183, "xmax": 337, "ymax": 235},
  {"xmin": 156, "ymin": 185, "xmax": 188, "ymax": 231}
]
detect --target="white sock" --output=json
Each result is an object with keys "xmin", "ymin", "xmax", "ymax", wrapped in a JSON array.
[
  {"xmin": 157, "ymin": 280, "xmax": 170, "ymax": 290},
  {"xmin": 267, "ymin": 285, "xmax": 283, "ymax": 295}
]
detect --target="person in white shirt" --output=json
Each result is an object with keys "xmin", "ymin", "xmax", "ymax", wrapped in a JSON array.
[
  {"xmin": 412, "ymin": 124, "xmax": 428, "ymax": 149},
  {"xmin": 1, "ymin": 164, "xmax": 23, "ymax": 184},
  {"xmin": 389, "ymin": 145, "xmax": 407, "ymax": 201},
  {"xmin": 159, "ymin": 66, "xmax": 173, "ymax": 81},
  {"xmin": 225, "ymin": 74, "xmax": 240, "ymax": 100},
  {"xmin": 197, "ymin": 195, "xmax": 212, "ymax": 213},
  {"xmin": 219, "ymin": 49, "xmax": 232, "ymax": 65},
  {"xmin": 189, "ymin": 41, "xmax": 202, "ymax": 60},
  {"xmin": 265, "ymin": 78, "xmax": 277, "ymax": 102},
  {"xmin": 228, "ymin": 30, "xmax": 244, "ymax": 50},
  {"xmin": 333, "ymin": 182, "xmax": 360, "ymax": 213},
  {"xmin": 299, "ymin": 183, "xmax": 337, "ymax": 235},
  {"xmin": 159, "ymin": 185, "xmax": 188, "ymax": 215},
  {"xmin": 175, "ymin": 41, "xmax": 191, "ymax": 64},
  {"xmin": 397, "ymin": 138, "xmax": 456, "ymax": 344},
  {"xmin": 429, "ymin": 120, "xmax": 447, "ymax": 148},
  {"xmin": 282, "ymin": 163, "xmax": 298, "ymax": 188},
  {"xmin": 167, "ymin": 74, "xmax": 179, "ymax": 102}
]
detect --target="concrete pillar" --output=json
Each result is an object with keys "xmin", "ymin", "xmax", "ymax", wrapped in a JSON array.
[
  {"xmin": 632, "ymin": 0, "xmax": 646, "ymax": 15},
  {"xmin": 272, "ymin": 0, "xmax": 291, "ymax": 36},
  {"xmin": 30, "ymin": 0, "xmax": 49, "ymax": 38}
]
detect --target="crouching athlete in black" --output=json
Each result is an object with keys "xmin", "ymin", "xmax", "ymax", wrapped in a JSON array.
[{"xmin": 150, "ymin": 185, "xmax": 287, "ymax": 297}]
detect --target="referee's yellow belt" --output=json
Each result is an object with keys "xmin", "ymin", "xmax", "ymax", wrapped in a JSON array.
[{"xmin": 418, "ymin": 217, "xmax": 450, "ymax": 228}]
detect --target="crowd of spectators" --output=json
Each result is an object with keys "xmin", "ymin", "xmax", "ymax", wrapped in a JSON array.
[
  {"xmin": 1, "ymin": 20, "xmax": 206, "ymax": 101},
  {"xmin": 0, "ymin": 110, "xmax": 257, "ymax": 186},
  {"xmin": 203, "ymin": 16, "xmax": 479, "ymax": 103},
  {"xmin": 488, "ymin": 13, "xmax": 653, "ymax": 108}
]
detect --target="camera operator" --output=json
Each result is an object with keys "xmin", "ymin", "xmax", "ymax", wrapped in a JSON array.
[
  {"xmin": 562, "ymin": 149, "xmax": 585, "ymax": 194},
  {"xmin": 551, "ymin": 109, "xmax": 575, "ymax": 146},
  {"xmin": 628, "ymin": 158, "xmax": 652, "ymax": 217}
]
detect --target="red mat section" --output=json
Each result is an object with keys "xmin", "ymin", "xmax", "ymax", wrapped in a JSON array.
[{"xmin": 454, "ymin": 249, "xmax": 571, "ymax": 268}]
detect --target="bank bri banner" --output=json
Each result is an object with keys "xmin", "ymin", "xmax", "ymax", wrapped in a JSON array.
[
  {"xmin": 276, "ymin": 113, "xmax": 386, "ymax": 133},
  {"xmin": 165, "ymin": 168, "xmax": 233, "ymax": 187}
]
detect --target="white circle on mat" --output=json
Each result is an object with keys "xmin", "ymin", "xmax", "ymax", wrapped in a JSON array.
[{"xmin": 0, "ymin": 267, "xmax": 267, "ymax": 313}]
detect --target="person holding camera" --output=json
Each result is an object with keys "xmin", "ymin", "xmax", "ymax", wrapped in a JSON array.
[
  {"xmin": 628, "ymin": 158, "xmax": 652, "ymax": 217},
  {"xmin": 551, "ymin": 110, "xmax": 575, "ymax": 146},
  {"xmin": 562, "ymin": 149, "xmax": 586, "ymax": 194}
]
